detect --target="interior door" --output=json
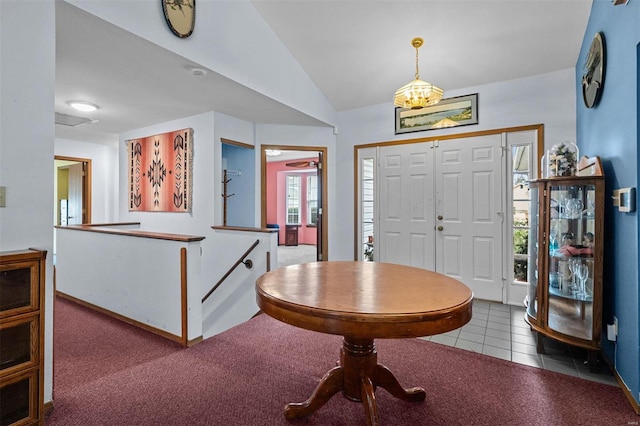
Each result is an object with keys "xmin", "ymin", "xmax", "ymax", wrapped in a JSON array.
[
  {"xmin": 315, "ymin": 151, "xmax": 324, "ymax": 260},
  {"xmin": 378, "ymin": 143, "xmax": 435, "ymax": 270},
  {"xmin": 67, "ymin": 163, "xmax": 84, "ymax": 225},
  {"xmin": 434, "ymin": 134, "xmax": 504, "ymax": 301}
]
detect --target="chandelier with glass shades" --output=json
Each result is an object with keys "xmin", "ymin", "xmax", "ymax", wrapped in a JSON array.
[{"xmin": 393, "ymin": 37, "xmax": 444, "ymax": 109}]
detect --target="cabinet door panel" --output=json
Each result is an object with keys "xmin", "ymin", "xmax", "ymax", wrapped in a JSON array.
[{"xmin": 0, "ymin": 261, "xmax": 39, "ymax": 317}]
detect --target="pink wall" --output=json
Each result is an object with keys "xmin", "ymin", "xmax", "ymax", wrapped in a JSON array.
[{"xmin": 266, "ymin": 158, "xmax": 318, "ymax": 245}]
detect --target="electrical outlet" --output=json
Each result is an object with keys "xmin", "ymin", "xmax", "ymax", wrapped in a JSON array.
[{"xmin": 614, "ymin": 316, "xmax": 618, "ymax": 336}]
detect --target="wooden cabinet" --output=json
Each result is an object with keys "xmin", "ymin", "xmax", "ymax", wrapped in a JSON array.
[
  {"xmin": 525, "ymin": 173, "xmax": 604, "ymax": 370},
  {"xmin": 285, "ymin": 225, "xmax": 299, "ymax": 246},
  {"xmin": 1, "ymin": 249, "xmax": 46, "ymax": 426}
]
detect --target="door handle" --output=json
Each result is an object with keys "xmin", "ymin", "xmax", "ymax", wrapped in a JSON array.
[{"xmin": 437, "ymin": 225, "xmax": 444, "ymax": 231}]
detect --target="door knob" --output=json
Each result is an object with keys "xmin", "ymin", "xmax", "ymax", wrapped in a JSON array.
[
  {"xmin": 437, "ymin": 215, "xmax": 443, "ymax": 220},
  {"xmin": 437, "ymin": 225, "xmax": 444, "ymax": 231}
]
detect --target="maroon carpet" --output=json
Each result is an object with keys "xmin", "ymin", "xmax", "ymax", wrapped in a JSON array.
[{"xmin": 46, "ymin": 297, "xmax": 635, "ymax": 425}]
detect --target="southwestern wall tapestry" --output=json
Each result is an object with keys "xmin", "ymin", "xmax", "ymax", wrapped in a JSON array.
[{"xmin": 127, "ymin": 128, "xmax": 193, "ymax": 212}]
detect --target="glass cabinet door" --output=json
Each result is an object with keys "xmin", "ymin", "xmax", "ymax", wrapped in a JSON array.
[
  {"xmin": 526, "ymin": 184, "xmax": 540, "ymax": 320},
  {"xmin": 547, "ymin": 182, "xmax": 596, "ymax": 340}
]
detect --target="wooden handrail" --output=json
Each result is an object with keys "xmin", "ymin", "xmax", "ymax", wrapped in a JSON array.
[{"xmin": 202, "ymin": 239, "xmax": 260, "ymax": 303}]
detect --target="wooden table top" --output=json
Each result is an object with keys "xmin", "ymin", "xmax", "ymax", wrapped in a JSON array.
[{"xmin": 256, "ymin": 261, "xmax": 473, "ymax": 339}]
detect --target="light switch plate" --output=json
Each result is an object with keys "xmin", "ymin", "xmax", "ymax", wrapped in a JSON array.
[{"xmin": 613, "ymin": 188, "xmax": 635, "ymax": 212}]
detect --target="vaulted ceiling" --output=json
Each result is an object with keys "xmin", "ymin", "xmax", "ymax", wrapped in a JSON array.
[{"xmin": 55, "ymin": 1, "xmax": 592, "ymax": 147}]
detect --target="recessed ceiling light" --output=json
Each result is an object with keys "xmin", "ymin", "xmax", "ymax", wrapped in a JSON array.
[
  {"xmin": 67, "ymin": 100, "xmax": 99, "ymax": 112},
  {"xmin": 191, "ymin": 68, "xmax": 207, "ymax": 77}
]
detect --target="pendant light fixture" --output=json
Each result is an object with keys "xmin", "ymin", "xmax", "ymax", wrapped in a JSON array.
[{"xmin": 393, "ymin": 37, "xmax": 443, "ymax": 109}]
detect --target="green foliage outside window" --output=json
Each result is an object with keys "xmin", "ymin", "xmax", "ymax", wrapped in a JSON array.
[{"xmin": 513, "ymin": 220, "xmax": 529, "ymax": 282}]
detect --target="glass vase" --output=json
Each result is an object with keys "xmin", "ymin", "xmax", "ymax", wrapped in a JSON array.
[{"xmin": 545, "ymin": 142, "xmax": 578, "ymax": 178}]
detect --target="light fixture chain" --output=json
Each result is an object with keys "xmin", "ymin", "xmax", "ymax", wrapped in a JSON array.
[{"xmin": 415, "ymin": 46, "xmax": 420, "ymax": 80}]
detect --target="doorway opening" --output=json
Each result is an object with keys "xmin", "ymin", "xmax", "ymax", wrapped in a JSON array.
[
  {"xmin": 221, "ymin": 139, "xmax": 255, "ymax": 227},
  {"xmin": 54, "ymin": 156, "xmax": 91, "ymax": 226},
  {"xmin": 261, "ymin": 145, "xmax": 328, "ymax": 267}
]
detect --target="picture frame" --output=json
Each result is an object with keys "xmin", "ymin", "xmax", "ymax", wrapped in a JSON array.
[
  {"xmin": 395, "ymin": 93, "xmax": 478, "ymax": 134},
  {"xmin": 162, "ymin": 0, "xmax": 196, "ymax": 38}
]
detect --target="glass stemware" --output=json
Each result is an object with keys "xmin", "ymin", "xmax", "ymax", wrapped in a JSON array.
[
  {"xmin": 587, "ymin": 192, "xmax": 596, "ymax": 217},
  {"xmin": 567, "ymin": 259, "xmax": 577, "ymax": 294},
  {"xmin": 565, "ymin": 198, "xmax": 583, "ymax": 219},
  {"xmin": 574, "ymin": 263, "xmax": 589, "ymax": 298}
]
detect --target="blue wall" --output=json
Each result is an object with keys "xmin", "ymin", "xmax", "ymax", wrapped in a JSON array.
[
  {"xmin": 222, "ymin": 143, "xmax": 255, "ymax": 227},
  {"xmin": 576, "ymin": 0, "xmax": 639, "ymax": 405}
]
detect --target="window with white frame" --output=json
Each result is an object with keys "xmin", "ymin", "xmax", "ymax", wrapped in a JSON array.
[
  {"xmin": 286, "ymin": 175, "xmax": 301, "ymax": 225},
  {"xmin": 512, "ymin": 145, "xmax": 531, "ymax": 283},
  {"xmin": 307, "ymin": 174, "xmax": 318, "ymax": 225}
]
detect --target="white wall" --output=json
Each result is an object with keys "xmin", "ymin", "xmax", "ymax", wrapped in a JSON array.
[
  {"xmin": 0, "ymin": 0, "xmax": 56, "ymax": 405},
  {"xmin": 65, "ymin": 0, "xmax": 336, "ymax": 127},
  {"xmin": 332, "ymin": 69, "xmax": 577, "ymax": 261},
  {"xmin": 55, "ymin": 138, "xmax": 118, "ymax": 223}
]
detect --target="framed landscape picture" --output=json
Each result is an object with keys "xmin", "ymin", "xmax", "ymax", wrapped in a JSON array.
[{"xmin": 395, "ymin": 93, "xmax": 478, "ymax": 134}]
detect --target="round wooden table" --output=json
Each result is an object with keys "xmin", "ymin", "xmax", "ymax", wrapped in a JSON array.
[{"xmin": 256, "ymin": 261, "xmax": 473, "ymax": 425}]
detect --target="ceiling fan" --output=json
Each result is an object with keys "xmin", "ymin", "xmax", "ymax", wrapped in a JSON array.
[{"xmin": 285, "ymin": 160, "xmax": 317, "ymax": 168}]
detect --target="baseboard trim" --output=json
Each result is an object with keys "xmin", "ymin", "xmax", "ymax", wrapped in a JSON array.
[
  {"xmin": 602, "ymin": 351, "xmax": 640, "ymax": 415},
  {"xmin": 55, "ymin": 291, "xmax": 203, "ymax": 347}
]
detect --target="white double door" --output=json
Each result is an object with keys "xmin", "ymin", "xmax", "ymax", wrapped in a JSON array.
[{"xmin": 377, "ymin": 134, "xmax": 504, "ymax": 301}]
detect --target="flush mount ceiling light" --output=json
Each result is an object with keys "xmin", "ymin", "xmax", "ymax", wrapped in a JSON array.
[
  {"xmin": 191, "ymin": 67, "xmax": 207, "ymax": 77},
  {"xmin": 393, "ymin": 37, "xmax": 444, "ymax": 109},
  {"xmin": 67, "ymin": 100, "xmax": 99, "ymax": 112}
]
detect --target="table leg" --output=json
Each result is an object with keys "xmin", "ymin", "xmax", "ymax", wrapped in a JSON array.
[
  {"xmin": 284, "ymin": 365, "xmax": 344, "ymax": 420},
  {"xmin": 360, "ymin": 376, "xmax": 380, "ymax": 426},
  {"xmin": 283, "ymin": 336, "xmax": 424, "ymax": 424},
  {"xmin": 373, "ymin": 364, "xmax": 426, "ymax": 402}
]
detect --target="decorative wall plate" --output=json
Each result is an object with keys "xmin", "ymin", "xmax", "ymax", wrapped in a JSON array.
[
  {"xmin": 582, "ymin": 32, "xmax": 605, "ymax": 108},
  {"xmin": 162, "ymin": 0, "xmax": 195, "ymax": 38}
]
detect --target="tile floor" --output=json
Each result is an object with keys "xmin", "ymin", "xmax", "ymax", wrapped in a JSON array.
[{"xmin": 420, "ymin": 299, "xmax": 618, "ymax": 387}]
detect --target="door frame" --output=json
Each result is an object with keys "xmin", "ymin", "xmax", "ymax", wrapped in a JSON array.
[
  {"xmin": 261, "ymin": 145, "xmax": 328, "ymax": 261},
  {"xmin": 353, "ymin": 124, "xmax": 543, "ymax": 302},
  {"xmin": 54, "ymin": 155, "xmax": 92, "ymax": 224}
]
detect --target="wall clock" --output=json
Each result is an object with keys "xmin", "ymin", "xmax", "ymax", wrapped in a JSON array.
[
  {"xmin": 162, "ymin": 0, "xmax": 195, "ymax": 38},
  {"xmin": 582, "ymin": 32, "xmax": 605, "ymax": 108}
]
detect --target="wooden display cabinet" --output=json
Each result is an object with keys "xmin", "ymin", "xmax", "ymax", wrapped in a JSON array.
[
  {"xmin": 285, "ymin": 225, "xmax": 299, "ymax": 246},
  {"xmin": 1, "ymin": 249, "xmax": 46, "ymax": 426},
  {"xmin": 525, "ymin": 165, "xmax": 604, "ymax": 371}
]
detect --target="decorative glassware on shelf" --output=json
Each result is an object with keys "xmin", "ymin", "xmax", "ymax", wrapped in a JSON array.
[
  {"xmin": 541, "ymin": 142, "xmax": 579, "ymax": 178},
  {"xmin": 564, "ymin": 198, "xmax": 584, "ymax": 219}
]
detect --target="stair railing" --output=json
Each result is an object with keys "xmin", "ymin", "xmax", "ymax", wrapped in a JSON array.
[{"xmin": 202, "ymin": 239, "xmax": 260, "ymax": 303}]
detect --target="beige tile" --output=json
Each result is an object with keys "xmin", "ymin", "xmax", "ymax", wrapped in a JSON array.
[
  {"xmin": 511, "ymin": 332, "xmax": 536, "ymax": 345},
  {"xmin": 512, "ymin": 352, "xmax": 543, "ymax": 368},
  {"xmin": 484, "ymin": 336, "xmax": 511, "ymax": 350},
  {"xmin": 461, "ymin": 323, "xmax": 486, "ymax": 335},
  {"xmin": 455, "ymin": 339, "xmax": 483, "ymax": 353},
  {"xmin": 486, "ymin": 321, "xmax": 510, "ymax": 332},
  {"xmin": 485, "ymin": 328, "xmax": 510, "ymax": 340},
  {"xmin": 429, "ymin": 334, "xmax": 457, "ymax": 347},
  {"xmin": 482, "ymin": 345, "xmax": 511, "ymax": 361},
  {"xmin": 459, "ymin": 330, "xmax": 485, "ymax": 344},
  {"xmin": 511, "ymin": 341, "xmax": 538, "ymax": 356}
]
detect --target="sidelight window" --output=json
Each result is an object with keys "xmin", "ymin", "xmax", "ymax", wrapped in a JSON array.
[
  {"xmin": 512, "ymin": 145, "xmax": 531, "ymax": 283},
  {"xmin": 286, "ymin": 175, "xmax": 301, "ymax": 225}
]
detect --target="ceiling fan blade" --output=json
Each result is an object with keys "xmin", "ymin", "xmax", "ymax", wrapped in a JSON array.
[{"xmin": 286, "ymin": 161, "xmax": 316, "ymax": 168}]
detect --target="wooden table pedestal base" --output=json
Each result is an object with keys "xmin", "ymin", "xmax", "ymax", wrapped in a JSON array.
[{"xmin": 284, "ymin": 337, "xmax": 426, "ymax": 426}]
